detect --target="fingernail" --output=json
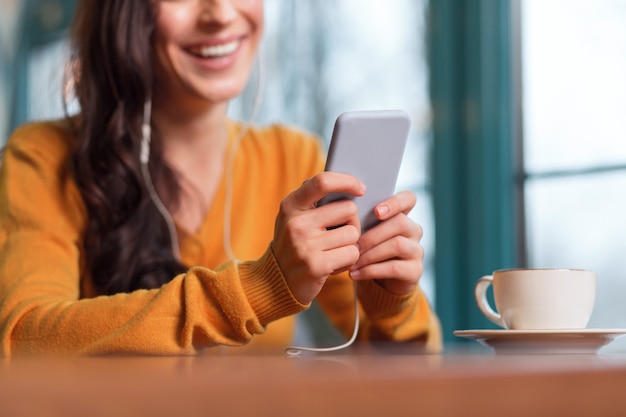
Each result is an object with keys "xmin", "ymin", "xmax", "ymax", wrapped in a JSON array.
[
  {"xmin": 350, "ymin": 269, "xmax": 361, "ymax": 279},
  {"xmin": 377, "ymin": 204, "xmax": 389, "ymax": 217}
]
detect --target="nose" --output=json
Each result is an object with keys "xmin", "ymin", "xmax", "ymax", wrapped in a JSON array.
[{"xmin": 199, "ymin": 0, "xmax": 238, "ymax": 24}]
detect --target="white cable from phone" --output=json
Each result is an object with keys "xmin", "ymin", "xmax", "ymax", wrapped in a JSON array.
[{"xmin": 285, "ymin": 281, "xmax": 360, "ymax": 357}]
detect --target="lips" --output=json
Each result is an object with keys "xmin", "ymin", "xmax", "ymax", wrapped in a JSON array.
[{"xmin": 187, "ymin": 39, "xmax": 241, "ymax": 59}]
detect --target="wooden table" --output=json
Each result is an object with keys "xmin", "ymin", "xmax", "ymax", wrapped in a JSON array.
[{"xmin": 1, "ymin": 343, "xmax": 625, "ymax": 417}]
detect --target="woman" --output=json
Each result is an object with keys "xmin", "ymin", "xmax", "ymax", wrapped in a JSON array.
[{"xmin": 0, "ymin": 0, "xmax": 441, "ymax": 356}]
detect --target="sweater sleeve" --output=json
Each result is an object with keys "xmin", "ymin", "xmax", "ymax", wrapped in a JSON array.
[{"xmin": 0, "ymin": 123, "xmax": 307, "ymax": 356}]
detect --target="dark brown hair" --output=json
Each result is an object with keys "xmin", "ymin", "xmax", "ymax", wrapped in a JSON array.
[{"xmin": 69, "ymin": 0, "xmax": 186, "ymax": 294}]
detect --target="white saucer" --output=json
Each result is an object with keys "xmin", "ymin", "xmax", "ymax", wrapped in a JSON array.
[{"xmin": 453, "ymin": 329, "xmax": 626, "ymax": 354}]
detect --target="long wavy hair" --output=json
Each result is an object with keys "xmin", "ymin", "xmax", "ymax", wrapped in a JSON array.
[{"xmin": 68, "ymin": 0, "xmax": 186, "ymax": 294}]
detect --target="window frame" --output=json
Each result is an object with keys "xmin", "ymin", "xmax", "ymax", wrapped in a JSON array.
[{"xmin": 428, "ymin": 0, "xmax": 524, "ymax": 341}]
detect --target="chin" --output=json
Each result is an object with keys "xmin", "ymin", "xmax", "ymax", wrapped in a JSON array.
[{"xmin": 200, "ymin": 78, "xmax": 251, "ymax": 103}]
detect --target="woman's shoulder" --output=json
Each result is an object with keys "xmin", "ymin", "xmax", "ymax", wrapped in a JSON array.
[{"xmin": 5, "ymin": 118, "xmax": 75, "ymax": 159}]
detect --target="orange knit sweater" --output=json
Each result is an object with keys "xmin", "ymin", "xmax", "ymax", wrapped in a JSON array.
[{"xmin": 0, "ymin": 120, "xmax": 441, "ymax": 356}]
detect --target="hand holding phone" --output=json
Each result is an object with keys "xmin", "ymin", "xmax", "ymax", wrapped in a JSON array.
[{"xmin": 318, "ymin": 110, "xmax": 410, "ymax": 232}]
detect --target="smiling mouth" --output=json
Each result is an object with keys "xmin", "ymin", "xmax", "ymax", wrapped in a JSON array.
[{"xmin": 187, "ymin": 40, "xmax": 240, "ymax": 58}]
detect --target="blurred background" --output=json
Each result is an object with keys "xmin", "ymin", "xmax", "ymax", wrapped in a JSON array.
[{"xmin": 2, "ymin": 0, "xmax": 626, "ymax": 350}]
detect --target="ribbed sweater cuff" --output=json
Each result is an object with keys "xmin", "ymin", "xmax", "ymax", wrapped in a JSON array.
[
  {"xmin": 238, "ymin": 247, "xmax": 308, "ymax": 326},
  {"xmin": 357, "ymin": 279, "xmax": 416, "ymax": 319}
]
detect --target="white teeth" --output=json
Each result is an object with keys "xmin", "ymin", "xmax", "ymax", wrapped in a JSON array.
[{"xmin": 192, "ymin": 40, "xmax": 239, "ymax": 58}]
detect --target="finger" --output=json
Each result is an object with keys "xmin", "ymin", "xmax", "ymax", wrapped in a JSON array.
[
  {"xmin": 375, "ymin": 190, "xmax": 416, "ymax": 220},
  {"xmin": 353, "ymin": 235, "xmax": 423, "ymax": 271},
  {"xmin": 295, "ymin": 242, "xmax": 361, "ymax": 279},
  {"xmin": 324, "ymin": 244, "xmax": 361, "ymax": 275},
  {"xmin": 287, "ymin": 172, "xmax": 366, "ymax": 212},
  {"xmin": 358, "ymin": 214, "xmax": 422, "ymax": 255},
  {"xmin": 350, "ymin": 258, "xmax": 422, "ymax": 292},
  {"xmin": 319, "ymin": 222, "xmax": 361, "ymax": 251},
  {"xmin": 314, "ymin": 199, "xmax": 362, "ymax": 234},
  {"xmin": 350, "ymin": 258, "xmax": 415, "ymax": 280}
]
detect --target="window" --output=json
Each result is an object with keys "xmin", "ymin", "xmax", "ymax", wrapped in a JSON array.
[
  {"xmin": 522, "ymin": 0, "xmax": 626, "ymax": 351},
  {"xmin": 2, "ymin": 0, "xmax": 76, "ymax": 142},
  {"xmin": 0, "ymin": 1, "xmax": 23, "ymax": 142}
]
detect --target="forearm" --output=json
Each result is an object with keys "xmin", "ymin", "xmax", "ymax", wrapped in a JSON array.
[{"xmin": 1, "ymin": 248, "xmax": 307, "ymax": 356}]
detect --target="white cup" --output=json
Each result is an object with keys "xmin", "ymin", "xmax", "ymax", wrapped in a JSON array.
[{"xmin": 474, "ymin": 268, "xmax": 596, "ymax": 330}]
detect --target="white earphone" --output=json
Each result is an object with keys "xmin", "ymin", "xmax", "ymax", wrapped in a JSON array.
[{"xmin": 140, "ymin": 98, "xmax": 182, "ymax": 260}]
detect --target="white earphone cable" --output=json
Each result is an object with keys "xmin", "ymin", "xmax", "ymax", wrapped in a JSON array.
[
  {"xmin": 140, "ymin": 99, "xmax": 182, "ymax": 261},
  {"xmin": 222, "ymin": 54, "xmax": 265, "ymax": 263}
]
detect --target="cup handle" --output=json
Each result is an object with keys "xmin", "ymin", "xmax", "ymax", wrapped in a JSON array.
[{"xmin": 474, "ymin": 275, "xmax": 506, "ymax": 328}]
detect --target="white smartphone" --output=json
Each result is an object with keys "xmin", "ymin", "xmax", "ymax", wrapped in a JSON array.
[{"xmin": 318, "ymin": 110, "xmax": 411, "ymax": 232}]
